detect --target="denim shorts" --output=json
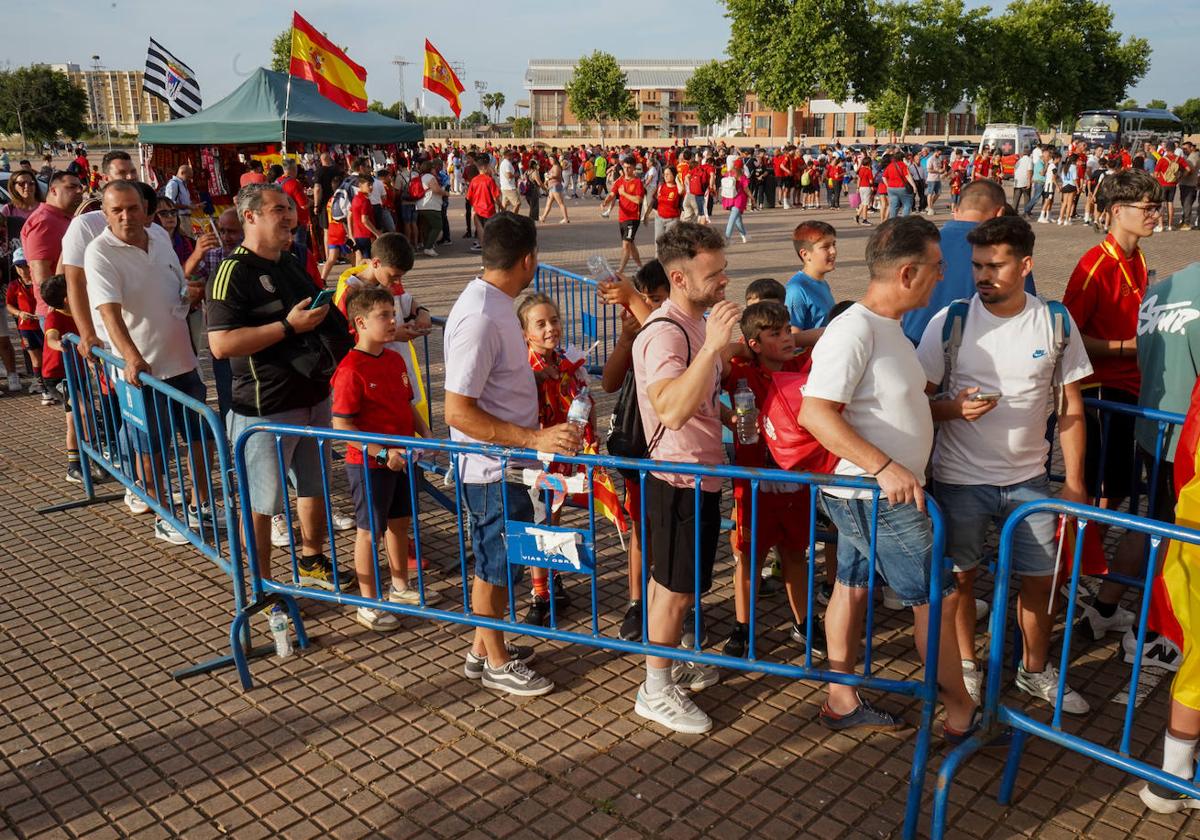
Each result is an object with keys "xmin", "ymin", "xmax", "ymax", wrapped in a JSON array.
[
  {"xmin": 463, "ymin": 481, "xmax": 534, "ymax": 588},
  {"xmin": 129, "ymin": 369, "xmax": 209, "ymax": 455},
  {"xmin": 930, "ymin": 475, "xmax": 1058, "ymax": 576},
  {"xmin": 228, "ymin": 399, "xmax": 332, "ymax": 516},
  {"xmin": 819, "ymin": 493, "xmax": 952, "ymax": 608}
]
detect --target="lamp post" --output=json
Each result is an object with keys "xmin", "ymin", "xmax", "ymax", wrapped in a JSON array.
[{"xmin": 90, "ymin": 55, "xmax": 112, "ymax": 150}]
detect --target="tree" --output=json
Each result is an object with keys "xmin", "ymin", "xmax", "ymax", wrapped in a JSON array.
[
  {"xmin": 565, "ymin": 51, "xmax": 637, "ymax": 142},
  {"xmin": 271, "ymin": 28, "xmax": 291, "ymax": 73},
  {"xmin": 512, "ymin": 117, "xmax": 532, "ymax": 138},
  {"xmin": 1174, "ymin": 98, "xmax": 1200, "ymax": 133},
  {"xmin": 368, "ymin": 100, "xmax": 399, "ymax": 119},
  {"xmin": 1118, "ymin": 98, "xmax": 1139, "ymax": 110},
  {"xmin": 0, "ymin": 66, "xmax": 88, "ymax": 152},
  {"xmin": 725, "ymin": 0, "xmax": 888, "ymax": 141},
  {"xmin": 866, "ymin": 89, "xmax": 909, "ymax": 136},
  {"xmin": 462, "ymin": 110, "xmax": 490, "ymax": 127},
  {"xmin": 491, "ymin": 92, "xmax": 506, "ymax": 124},
  {"xmin": 1145, "ymin": 99, "xmax": 1167, "ymax": 110},
  {"xmin": 685, "ymin": 60, "xmax": 746, "ymax": 130}
]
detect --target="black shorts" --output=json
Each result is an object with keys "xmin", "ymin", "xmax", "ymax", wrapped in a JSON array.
[
  {"xmin": 1136, "ymin": 445, "xmax": 1177, "ymax": 522},
  {"xmin": 619, "ymin": 220, "xmax": 640, "ymax": 242},
  {"xmin": 1084, "ymin": 386, "xmax": 1139, "ymax": 501},
  {"xmin": 346, "ymin": 463, "xmax": 413, "ymax": 533},
  {"xmin": 353, "ymin": 237, "xmax": 372, "ymax": 257},
  {"xmin": 780, "ymin": 176, "xmax": 795, "ymax": 189},
  {"xmin": 647, "ymin": 475, "xmax": 722, "ymax": 595},
  {"xmin": 1162, "ymin": 185, "xmax": 1177, "ymax": 202},
  {"xmin": 1061, "ymin": 184, "xmax": 1077, "ymax": 194}
]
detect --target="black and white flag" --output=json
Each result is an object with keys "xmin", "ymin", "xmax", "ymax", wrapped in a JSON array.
[{"xmin": 142, "ymin": 38, "xmax": 202, "ymax": 119}]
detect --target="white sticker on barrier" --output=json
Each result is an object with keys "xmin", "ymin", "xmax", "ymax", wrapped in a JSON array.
[
  {"xmin": 521, "ymin": 468, "xmax": 588, "ymax": 493},
  {"xmin": 525, "ymin": 527, "xmax": 583, "ymax": 570}
]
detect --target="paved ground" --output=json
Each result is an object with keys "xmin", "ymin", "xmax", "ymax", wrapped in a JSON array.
[{"xmin": 3, "ymin": 194, "xmax": 1200, "ymax": 839}]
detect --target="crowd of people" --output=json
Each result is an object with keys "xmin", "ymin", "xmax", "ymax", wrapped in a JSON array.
[{"xmin": 1, "ymin": 134, "xmax": 1199, "ymax": 816}]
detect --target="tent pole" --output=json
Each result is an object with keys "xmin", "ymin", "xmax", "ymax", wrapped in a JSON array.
[{"xmin": 283, "ymin": 72, "xmax": 293, "ymax": 156}]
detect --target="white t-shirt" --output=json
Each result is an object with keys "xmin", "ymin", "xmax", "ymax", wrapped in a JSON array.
[
  {"xmin": 60, "ymin": 210, "xmax": 109, "ymax": 268},
  {"xmin": 499, "ymin": 159, "xmax": 517, "ymax": 191},
  {"xmin": 84, "ymin": 225, "xmax": 197, "ymax": 380},
  {"xmin": 368, "ymin": 176, "xmax": 386, "ymax": 206},
  {"xmin": 804, "ymin": 304, "xmax": 934, "ymax": 499},
  {"xmin": 916, "ymin": 294, "xmax": 1092, "ymax": 486},
  {"xmin": 443, "ymin": 277, "xmax": 538, "ymax": 484},
  {"xmin": 1013, "ymin": 155, "xmax": 1033, "ymax": 188},
  {"xmin": 417, "ymin": 174, "xmax": 440, "ymax": 211}
]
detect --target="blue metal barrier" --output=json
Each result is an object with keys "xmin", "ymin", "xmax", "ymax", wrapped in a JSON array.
[
  {"xmin": 48, "ymin": 335, "xmax": 270, "ymax": 679},
  {"xmin": 534, "ymin": 263, "xmax": 619, "ymax": 375},
  {"xmin": 931, "ymin": 500, "xmax": 1200, "ymax": 837},
  {"xmin": 230, "ymin": 423, "xmax": 951, "ymax": 840},
  {"xmin": 1083, "ymin": 397, "xmax": 1185, "ymax": 518}
]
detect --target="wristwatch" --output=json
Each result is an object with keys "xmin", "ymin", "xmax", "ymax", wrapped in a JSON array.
[{"xmin": 374, "ymin": 447, "xmax": 389, "ymax": 467}]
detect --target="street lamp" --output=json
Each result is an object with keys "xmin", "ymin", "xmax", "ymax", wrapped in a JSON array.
[{"xmin": 90, "ymin": 54, "xmax": 112, "ymax": 150}]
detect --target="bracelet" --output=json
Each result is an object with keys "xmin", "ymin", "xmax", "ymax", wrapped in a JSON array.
[
  {"xmin": 873, "ymin": 457, "xmax": 893, "ymax": 476},
  {"xmin": 280, "ymin": 318, "xmax": 296, "ymax": 338}
]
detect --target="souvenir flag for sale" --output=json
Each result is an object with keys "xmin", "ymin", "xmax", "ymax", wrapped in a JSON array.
[
  {"xmin": 143, "ymin": 38, "xmax": 202, "ymax": 119},
  {"xmin": 289, "ymin": 11, "xmax": 368, "ymax": 112},
  {"xmin": 422, "ymin": 40, "xmax": 465, "ymax": 117}
]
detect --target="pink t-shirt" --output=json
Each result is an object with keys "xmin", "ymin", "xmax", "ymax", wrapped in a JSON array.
[
  {"xmin": 19, "ymin": 202, "xmax": 73, "ymax": 317},
  {"xmin": 632, "ymin": 298, "xmax": 724, "ymax": 491}
]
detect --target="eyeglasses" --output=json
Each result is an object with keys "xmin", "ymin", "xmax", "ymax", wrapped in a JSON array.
[
  {"xmin": 157, "ymin": 210, "xmax": 178, "ymax": 218},
  {"xmin": 1118, "ymin": 203, "xmax": 1162, "ymax": 217}
]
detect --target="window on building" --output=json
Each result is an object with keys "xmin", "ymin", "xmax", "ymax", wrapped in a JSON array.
[
  {"xmin": 833, "ymin": 113, "xmax": 847, "ymax": 137},
  {"xmin": 811, "ymin": 113, "xmax": 826, "ymax": 137},
  {"xmin": 755, "ymin": 116, "xmax": 771, "ymax": 131}
]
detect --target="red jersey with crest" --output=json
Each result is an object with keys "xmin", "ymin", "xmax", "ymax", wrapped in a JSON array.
[{"xmin": 331, "ymin": 347, "xmax": 415, "ymax": 466}]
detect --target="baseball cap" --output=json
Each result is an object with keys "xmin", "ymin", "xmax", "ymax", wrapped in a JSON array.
[{"xmin": 12, "ymin": 246, "xmax": 26, "ymax": 267}]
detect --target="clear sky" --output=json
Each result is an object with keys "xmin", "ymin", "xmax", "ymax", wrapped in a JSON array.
[{"xmin": 3, "ymin": 0, "xmax": 1190, "ymax": 120}]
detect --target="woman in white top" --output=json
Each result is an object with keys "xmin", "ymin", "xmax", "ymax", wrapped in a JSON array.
[
  {"xmin": 1037, "ymin": 152, "xmax": 1059, "ymax": 223},
  {"xmin": 539, "ymin": 156, "xmax": 570, "ymax": 224},
  {"xmin": 1056, "ymin": 153, "xmax": 1080, "ymax": 226}
]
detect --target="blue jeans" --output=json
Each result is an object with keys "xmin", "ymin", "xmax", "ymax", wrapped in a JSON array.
[
  {"xmin": 819, "ymin": 493, "xmax": 952, "ymax": 607},
  {"xmin": 930, "ymin": 476, "xmax": 1058, "ymax": 576},
  {"xmin": 1024, "ymin": 182, "xmax": 1045, "ymax": 216},
  {"xmin": 724, "ymin": 206, "xmax": 747, "ymax": 238},
  {"xmin": 463, "ymin": 481, "xmax": 534, "ymax": 588},
  {"xmin": 887, "ymin": 187, "xmax": 913, "ymax": 217}
]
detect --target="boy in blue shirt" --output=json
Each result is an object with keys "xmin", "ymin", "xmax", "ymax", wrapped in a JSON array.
[{"xmin": 784, "ymin": 221, "xmax": 837, "ymax": 349}]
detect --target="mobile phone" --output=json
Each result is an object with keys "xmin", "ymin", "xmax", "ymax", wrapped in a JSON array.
[
  {"xmin": 309, "ymin": 289, "xmax": 335, "ymax": 309},
  {"xmin": 974, "ymin": 392, "xmax": 1001, "ymax": 402}
]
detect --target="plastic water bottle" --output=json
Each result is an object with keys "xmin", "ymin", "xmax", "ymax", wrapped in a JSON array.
[
  {"xmin": 587, "ymin": 255, "xmax": 617, "ymax": 284},
  {"xmin": 734, "ymin": 380, "xmax": 759, "ymax": 445},
  {"xmin": 568, "ymin": 388, "xmax": 592, "ymax": 437},
  {"xmin": 268, "ymin": 610, "xmax": 293, "ymax": 659}
]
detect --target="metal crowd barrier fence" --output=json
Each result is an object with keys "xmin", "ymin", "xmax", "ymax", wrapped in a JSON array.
[
  {"xmin": 47, "ymin": 335, "xmax": 269, "ymax": 679},
  {"xmin": 533, "ymin": 263, "xmax": 619, "ymax": 375},
  {"xmin": 230, "ymin": 423, "xmax": 949, "ymax": 840},
  {"xmin": 1084, "ymin": 397, "xmax": 1184, "ymax": 518},
  {"xmin": 931, "ymin": 501, "xmax": 1200, "ymax": 838}
]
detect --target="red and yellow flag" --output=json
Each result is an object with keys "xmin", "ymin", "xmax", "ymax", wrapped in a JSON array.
[
  {"xmin": 289, "ymin": 12, "xmax": 367, "ymax": 112},
  {"xmin": 422, "ymin": 39, "xmax": 465, "ymax": 117}
]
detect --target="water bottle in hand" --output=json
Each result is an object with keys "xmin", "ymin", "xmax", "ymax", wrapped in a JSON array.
[
  {"xmin": 587, "ymin": 255, "xmax": 617, "ymax": 284},
  {"xmin": 567, "ymin": 388, "xmax": 592, "ymax": 443},
  {"xmin": 268, "ymin": 609, "xmax": 293, "ymax": 659},
  {"xmin": 734, "ymin": 380, "xmax": 759, "ymax": 445}
]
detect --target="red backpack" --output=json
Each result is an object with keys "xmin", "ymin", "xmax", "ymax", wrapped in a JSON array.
[
  {"xmin": 408, "ymin": 173, "xmax": 426, "ymax": 200},
  {"xmin": 760, "ymin": 357, "xmax": 839, "ymax": 473},
  {"xmin": 688, "ymin": 167, "xmax": 706, "ymax": 195}
]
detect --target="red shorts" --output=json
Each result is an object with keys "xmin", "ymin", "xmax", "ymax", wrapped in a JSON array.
[
  {"xmin": 623, "ymin": 478, "xmax": 642, "ymax": 527},
  {"xmin": 325, "ymin": 219, "xmax": 347, "ymax": 248},
  {"xmin": 732, "ymin": 480, "xmax": 811, "ymax": 557}
]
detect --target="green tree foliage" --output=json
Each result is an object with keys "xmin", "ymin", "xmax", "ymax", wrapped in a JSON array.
[
  {"xmin": 974, "ymin": 0, "xmax": 1150, "ymax": 127},
  {"xmin": 866, "ymin": 89, "xmax": 909, "ymax": 134},
  {"xmin": 685, "ymin": 60, "xmax": 745, "ymax": 129},
  {"xmin": 1174, "ymin": 99, "xmax": 1200, "ymax": 133},
  {"xmin": 565, "ymin": 51, "xmax": 637, "ymax": 141},
  {"xmin": 724, "ymin": 0, "xmax": 887, "ymax": 112},
  {"xmin": 271, "ymin": 28, "xmax": 291, "ymax": 73},
  {"xmin": 462, "ymin": 110, "xmax": 490, "ymax": 127},
  {"xmin": 512, "ymin": 117, "xmax": 532, "ymax": 138},
  {"xmin": 368, "ymin": 100, "xmax": 399, "ymax": 119},
  {"xmin": 0, "ymin": 66, "xmax": 88, "ymax": 151},
  {"xmin": 1145, "ymin": 99, "xmax": 1167, "ymax": 110},
  {"xmin": 491, "ymin": 92, "xmax": 506, "ymax": 123},
  {"xmin": 1118, "ymin": 98, "xmax": 1139, "ymax": 110}
]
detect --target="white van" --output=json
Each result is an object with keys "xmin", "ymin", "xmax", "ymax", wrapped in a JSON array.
[{"xmin": 979, "ymin": 124, "xmax": 1041, "ymax": 177}]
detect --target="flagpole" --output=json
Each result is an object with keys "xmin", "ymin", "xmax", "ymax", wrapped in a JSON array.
[{"xmin": 282, "ymin": 21, "xmax": 294, "ymax": 156}]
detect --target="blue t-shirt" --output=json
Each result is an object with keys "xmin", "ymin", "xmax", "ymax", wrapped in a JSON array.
[
  {"xmin": 785, "ymin": 270, "xmax": 835, "ymax": 330},
  {"xmin": 901, "ymin": 220, "xmax": 1038, "ymax": 344}
]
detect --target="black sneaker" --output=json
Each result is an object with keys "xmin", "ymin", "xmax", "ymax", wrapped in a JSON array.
[
  {"xmin": 525, "ymin": 595, "xmax": 550, "ymax": 626},
  {"xmin": 723, "ymin": 622, "xmax": 749, "ymax": 658},
  {"xmin": 298, "ymin": 554, "xmax": 354, "ymax": 591},
  {"xmin": 791, "ymin": 620, "xmax": 827, "ymax": 658},
  {"xmin": 819, "ymin": 699, "xmax": 904, "ymax": 732},
  {"xmin": 552, "ymin": 573, "xmax": 571, "ymax": 610},
  {"xmin": 681, "ymin": 607, "xmax": 708, "ymax": 649},
  {"xmin": 618, "ymin": 601, "xmax": 643, "ymax": 641}
]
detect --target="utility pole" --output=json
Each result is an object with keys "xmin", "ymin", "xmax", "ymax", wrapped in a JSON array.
[
  {"xmin": 91, "ymin": 54, "xmax": 112, "ymax": 151},
  {"xmin": 391, "ymin": 56, "xmax": 412, "ymax": 119}
]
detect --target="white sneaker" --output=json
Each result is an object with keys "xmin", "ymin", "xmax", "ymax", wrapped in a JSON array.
[
  {"xmin": 1038, "ymin": 216, "xmax": 1049, "ymax": 224},
  {"xmin": 1015, "ymin": 662, "xmax": 1090, "ymax": 715},
  {"xmin": 961, "ymin": 659, "xmax": 982, "ymax": 703},
  {"xmin": 635, "ymin": 683, "xmax": 712, "ymax": 734},
  {"xmin": 154, "ymin": 517, "xmax": 189, "ymax": 546},
  {"xmin": 271, "ymin": 513, "xmax": 293, "ymax": 548},
  {"xmin": 1122, "ymin": 629, "xmax": 1181, "ymax": 672},
  {"xmin": 739, "ymin": 234, "xmax": 748, "ymax": 244},
  {"xmin": 387, "ymin": 585, "xmax": 439, "ymax": 606},
  {"xmin": 355, "ymin": 606, "xmax": 400, "ymax": 631},
  {"xmin": 124, "ymin": 488, "xmax": 151, "ymax": 516},
  {"xmin": 331, "ymin": 511, "xmax": 355, "ymax": 532},
  {"xmin": 671, "ymin": 660, "xmax": 720, "ymax": 691},
  {"xmin": 482, "ymin": 659, "xmax": 554, "ymax": 696},
  {"xmin": 422, "ymin": 248, "xmax": 438, "ymax": 257},
  {"xmin": 1112, "ymin": 665, "xmax": 1169, "ymax": 708},
  {"xmin": 1076, "ymin": 600, "xmax": 1135, "ymax": 640},
  {"xmin": 1153, "ymin": 224, "xmax": 1163, "ymax": 233}
]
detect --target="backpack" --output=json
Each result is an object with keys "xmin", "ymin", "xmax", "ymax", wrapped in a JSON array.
[
  {"xmin": 1162, "ymin": 156, "xmax": 1181, "ymax": 184},
  {"xmin": 408, "ymin": 173, "xmax": 426, "ymax": 200},
  {"xmin": 606, "ymin": 319, "xmax": 688, "ymax": 465},
  {"xmin": 940, "ymin": 297, "xmax": 1071, "ymax": 416},
  {"xmin": 518, "ymin": 172, "xmax": 530, "ymax": 196},
  {"xmin": 719, "ymin": 174, "xmax": 737, "ymax": 199},
  {"xmin": 801, "ymin": 169, "xmax": 812, "ymax": 187},
  {"xmin": 328, "ymin": 175, "xmax": 358, "ymax": 223},
  {"xmin": 760, "ymin": 357, "xmax": 839, "ymax": 473},
  {"xmin": 688, "ymin": 168, "xmax": 706, "ymax": 195}
]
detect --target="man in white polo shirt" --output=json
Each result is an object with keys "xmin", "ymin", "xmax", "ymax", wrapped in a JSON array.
[{"xmin": 84, "ymin": 180, "xmax": 212, "ymax": 545}]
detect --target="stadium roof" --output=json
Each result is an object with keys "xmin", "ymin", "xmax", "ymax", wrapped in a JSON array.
[{"xmin": 525, "ymin": 59, "xmax": 711, "ymax": 91}]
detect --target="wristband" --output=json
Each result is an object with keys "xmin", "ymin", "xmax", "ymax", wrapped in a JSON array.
[
  {"xmin": 873, "ymin": 458, "xmax": 893, "ymax": 477},
  {"xmin": 280, "ymin": 318, "xmax": 296, "ymax": 338}
]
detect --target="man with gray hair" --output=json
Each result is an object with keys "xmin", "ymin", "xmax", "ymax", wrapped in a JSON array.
[{"xmin": 206, "ymin": 183, "xmax": 352, "ymax": 590}]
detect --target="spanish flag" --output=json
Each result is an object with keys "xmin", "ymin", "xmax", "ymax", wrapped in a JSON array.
[
  {"xmin": 289, "ymin": 12, "xmax": 367, "ymax": 112},
  {"xmin": 422, "ymin": 39, "xmax": 464, "ymax": 117}
]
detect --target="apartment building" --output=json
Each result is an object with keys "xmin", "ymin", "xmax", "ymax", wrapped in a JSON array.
[{"xmin": 50, "ymin": 63, "xmax": 171, "ymax": 136}]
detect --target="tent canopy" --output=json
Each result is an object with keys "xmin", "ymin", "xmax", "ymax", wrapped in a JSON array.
[{"xmin": 138, "ymin": 68, "xmax": 423, "ymax": 146}]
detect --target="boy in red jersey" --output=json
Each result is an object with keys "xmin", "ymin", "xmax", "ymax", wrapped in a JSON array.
[
  {"xmin": 332, "ymin": 285, "xmax": 433, "ymax": 632},
  {"xmin": 721, "ymin": 301, "xmax": 824, "ymax": 659},
  {"xmin": 466, "ymin": 155, "xmax": 501, "ymax": 253},
  {"xmin": 601, "ymin": 157, "xmax": 646, "ymax": 275},
  {"xmin": 39, "ymin": 275, "xmax": 86, "ymax": 482},
  {"xmin": 1064, "ymin": 168, "xmax": 1162, "ymax": 633}
]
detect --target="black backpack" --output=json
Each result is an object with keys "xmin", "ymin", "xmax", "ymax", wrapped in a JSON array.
[{"xmin": 606, "ymin": 318, "xmax": 689, "ymax": 466}]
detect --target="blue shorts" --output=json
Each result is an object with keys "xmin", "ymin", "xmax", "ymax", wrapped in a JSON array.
[
  {"xmin": 346, "ymin": 463, "xmax": 413, "ymax": 533},
  {"xmin": 129, "ymin": 369, "xmax": 209, "ymax": 455},
  {"xmin": 927, "ymin": 180, "xmax": 942, "ymax": 195},
  {"xmin": 399, "ymin": 203, "xmax": 416, "ymax": 223},
  {"xmin": 18, "ymin": 328, "xmax": 43, "ymax": 352},
  {"xmin": 229, "ymin": 399, "xmax": 332, "ymax": 516},
  {"xmin": 353, "ymin": 237, "xmax": 372, "ymax": 257},
  {"xmin": 463, "ymin": 481, "xmax": 534, "ymax": 588},
  {"xmin": 931, "ymin": 475, "xmax": 1058, "ymax": 576},
  {"xmin": 819, "ymin": 493, "xmax": 953, "ymax": 608}
]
